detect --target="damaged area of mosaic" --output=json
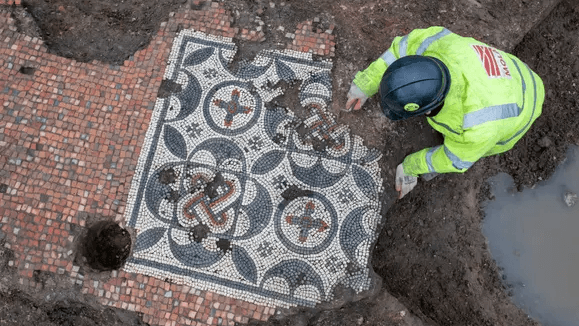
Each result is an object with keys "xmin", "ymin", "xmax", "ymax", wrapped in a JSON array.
[{"xmin": 122, "ymin": 29, "xmax": 384, "ymax": 308}]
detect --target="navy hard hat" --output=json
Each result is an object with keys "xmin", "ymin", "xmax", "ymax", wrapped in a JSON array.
[{"xmin": 379, "ymin": 55, "xmax": 451, "ymax": 121}]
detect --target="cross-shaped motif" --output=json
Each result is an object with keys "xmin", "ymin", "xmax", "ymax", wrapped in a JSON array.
[
  {"xmin": 248, "ymin": 135, "xmax": 263, "ymax": 151},
  {"xmin": 337, "ymin": 188, "xmax": 355, "ymax": 204},
  {"xmin": 257, "ymin": 241, "xmax": 274, "ymax": 258},
  {"xmin": 285, "ymin": 201, "xmax": 329, "ymax": 243},
  {"xmin": 203, "ymin": 68, "xmax": 219, "ymax": 79},
  {"xmin": 186, "ymin": 122, "xmax": 203, "ymax": 138},
  {"xmin": 272, "ymin": 175, "xmax": 288, "ymax": 190},
  {"xmin": 325, "ymin": 256, "xmax": 341, "ymax": 274},
  {"xmin": 213, "ymin": 89, "xmax": 253, "ymax": 127}
]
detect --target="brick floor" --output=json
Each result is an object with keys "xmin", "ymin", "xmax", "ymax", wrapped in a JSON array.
[
  {"xmin": 0, "ymin": 0, "xmax": 20, "ymax": 5},
  {"xmin": 287, "ymin": 21, "xmax": 336, "ymax": 57},
  {"xmin": 0, "ymin": 2, "xmax": 336, "ymax": 325}
]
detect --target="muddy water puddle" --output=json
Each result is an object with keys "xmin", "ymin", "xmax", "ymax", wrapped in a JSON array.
[{"xmin": 483, "ymin": 146, "xmax": 579, "ymax": 326}]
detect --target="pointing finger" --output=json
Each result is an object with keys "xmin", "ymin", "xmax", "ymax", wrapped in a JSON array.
[
  {"xmin": 344, "ymin": 98, "xmax": 355, "ymax": 112},
  {"xmin": 352, "ymin": 99, "xmax": 362, "ymax": 111}
]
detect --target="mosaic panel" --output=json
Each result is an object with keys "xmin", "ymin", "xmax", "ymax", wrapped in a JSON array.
[{"xmin": 123, "ymin": 30, "xmax": 384, "ymax": 308}]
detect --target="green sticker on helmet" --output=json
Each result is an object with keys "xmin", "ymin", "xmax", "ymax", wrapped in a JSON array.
[{"xmin": 404, "ymin": 103, "xmax": 420, "ymax": 112}]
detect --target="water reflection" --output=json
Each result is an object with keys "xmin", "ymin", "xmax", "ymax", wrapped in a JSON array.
[{"xmin": 483, "ymin": 146, "xmax": 579, "ymax": 326}]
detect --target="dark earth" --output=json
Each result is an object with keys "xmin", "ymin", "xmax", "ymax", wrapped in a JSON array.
[
  {"xmin": 2, "ymin": 0, "xmax": 579, "ymax": 325},
  {"xmin": 82, "ymin": 221, "xmax": 131, "ymax": 271}
]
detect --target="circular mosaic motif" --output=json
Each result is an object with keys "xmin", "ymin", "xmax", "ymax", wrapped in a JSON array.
[
  {"xmin": 274, "ymin": 193, "xmax": 338, "ymax": 255},
  {"xmin": 128, "ymin": 31, "xmax": 384, "ymax": 307},
  {"xmin": 204, "ymin": 81, "xmax": 262, "ymax": 136}
]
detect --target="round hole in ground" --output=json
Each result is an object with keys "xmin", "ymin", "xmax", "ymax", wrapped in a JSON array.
[{"xmin": 82, "ymin": 220, "xmax": 132, "ymax": 271}]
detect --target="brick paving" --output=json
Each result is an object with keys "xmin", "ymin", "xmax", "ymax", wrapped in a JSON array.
[
  {"xmin": 0, "ymin": 2, "xmax": 338, "ymax": 325},
  {"xmin": 0, "ymin": 0, "xmax": 20, "ymax": 5},
  {"xmin": 287, "ymin": 21, "xmax": 336, "ymax": 57}
]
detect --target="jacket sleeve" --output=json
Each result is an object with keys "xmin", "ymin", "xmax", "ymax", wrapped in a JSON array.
[
  {"xmin": 401, "ymin": 129, "xmax": 502, "ymax": 176},
  {"xmin": 352, "ymin": 26, "xmax": 450, "ymax": 97}
]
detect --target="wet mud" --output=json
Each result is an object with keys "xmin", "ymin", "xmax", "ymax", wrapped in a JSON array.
[{"xmin": 483, "ymin": 146, "xmax": 579, "ymax": 326}]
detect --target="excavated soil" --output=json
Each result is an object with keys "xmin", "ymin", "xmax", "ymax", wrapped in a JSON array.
[
  {"xmin": 81, "ymin": 221, "xmax": 131, "ymax": 271},
  {"xmin": 20, "ymin": 0, "xmax": 187, "ymax": 64},
  {"xmin": 0, "ymin": 237, "xmax": 146, "ymax": 326},
  {"xmin": 2, "ymin": 0, "xmax": 578, "ymax": 325},
  {"xmin": 0, "ymin": 290, "xmax": 148, "ymax": 326}
]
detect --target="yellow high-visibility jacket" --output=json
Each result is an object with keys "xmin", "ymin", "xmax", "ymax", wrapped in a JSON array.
[{"xmin": 353, "ymin": 26, "xmax": 545, "ymax": 176}]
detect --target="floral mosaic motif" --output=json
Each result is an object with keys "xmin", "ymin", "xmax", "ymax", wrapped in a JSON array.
[
  {"xmin": 285, "ymin": 201, "xmax": 329, "ymax": 243},
  {"xmin": 123, "ymin": 30, "xmax": 384, "ymax": 308},
  {"xmin": 212, "ymin": 88, "xmax": 253, "ymax": 127}
]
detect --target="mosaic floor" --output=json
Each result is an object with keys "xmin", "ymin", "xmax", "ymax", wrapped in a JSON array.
[{"xmin": 123, "ymin": 30, "xmax": 384, "ymax": 308}]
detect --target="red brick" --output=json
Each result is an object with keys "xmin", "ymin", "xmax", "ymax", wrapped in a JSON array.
[{"xmin": 0, "ymin": 4, "xmax": 340, "ymax": 325}]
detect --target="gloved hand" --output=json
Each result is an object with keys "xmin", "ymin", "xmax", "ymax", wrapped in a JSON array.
[
  {"xmin": 395, "ymin": 163, "xmax": 417, "ymax": 199},
  {"xmin": 344, "ymin": 82, "xmax": 368, "ymax": 111}
]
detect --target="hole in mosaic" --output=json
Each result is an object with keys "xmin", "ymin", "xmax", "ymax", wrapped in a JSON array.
[
  {"xmin": 124, "ymin": 30, "xmax": 383, "ymax": 308},
  {"xmin": 18, "ymin": 66, "xmax": 36, "ymax": 75},
  {"xmin": 158, "ymin": 79, "xmax": 183, "ymax": 98},
  {"xmin": 189, "ymin": 224, "xmax": 210, "ymax": 243}
]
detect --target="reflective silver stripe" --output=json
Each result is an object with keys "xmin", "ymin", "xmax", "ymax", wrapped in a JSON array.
[
  {"xmin": 498, "ymin": 60, "xmax": 537, "ymax": 145},
  {"xmin": 514, "ymin": 59, "xmax": 527, "ymax": 94},
  {"xmin": 463, "ymin": 103, "xmax": 521, "ymax": 129},
  {"xmin": 399, "ymin": 35, "xmax": 409, "ymax": 57},
  {"xmin": 444, "ymin": 146, "xmax": 473, "ymax": 170},
  {"xmin": 380, "ymin": 50, "xmax": 397, "ymax": 65},
  {"xmin": 429, "ymin": 117, "xmax": 460, "ymax": 135},
  {"xmin": 464, "ymin": 58, "xmax": 526, "ymax": 129},
  {"xmin": 425, "ymin": 145, "xmax": 441, "ymax": 173},
  {"xmin": 416, "ymin": 28, "xmax": 452, "ymax": 55}
]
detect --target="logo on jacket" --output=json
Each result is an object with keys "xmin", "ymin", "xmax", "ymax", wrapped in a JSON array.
[{"xmin": 471, "ymin": 44, "xmax": 512, "ymax": 79}]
